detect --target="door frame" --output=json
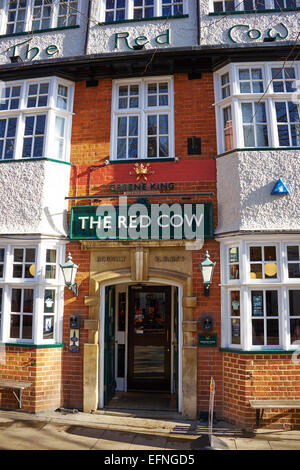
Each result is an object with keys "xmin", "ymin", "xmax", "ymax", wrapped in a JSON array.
[{"xmin": 99, "ymin": 278, "xmax": 183, "ymax": 411}]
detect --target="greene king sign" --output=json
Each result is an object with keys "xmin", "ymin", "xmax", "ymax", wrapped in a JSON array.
[{"xmin": 70, "ymin": 200, "xmax": 213, "ymax": 241}]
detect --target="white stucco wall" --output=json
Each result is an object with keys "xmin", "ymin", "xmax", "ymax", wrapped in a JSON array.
[
  {"xmin": 216, "ymin": 150, "xmax": 300, "ymax": 234},
  {"xmin": 87, "ymin": 0, "xmax": 197, "ymax": 54},
  {"xmin": 0, "ymin": 160, "xmax": 70, "ymax": 237},
  {"xmin": 199, "ymin": 0, "xmax": 299, "ymax": 46},
  {"xmin": 0, "ymin": 0, "xmax": 89, "ymax": 64}
]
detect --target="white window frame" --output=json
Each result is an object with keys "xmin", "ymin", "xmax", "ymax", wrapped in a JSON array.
[
  {"xmin": 210, "ymin": 0, "xmax": 300, "ymax": 12},
  {"xmin": 0, "ymin": 242, "xmax": 66, "ymax": 345},
  {"xmin": 0, "ymin": 76, "xmax": 74, "ymax": 162},
  {"xmin": 221, "ymin": 237, "xmax": 300, "ymax": 351},
  {"xmin": 214, "ymin": 61, "xmax": 300, "ymax": 154},
  {"xmin": 110, "ymin": 76, "xmax": 174, "ymax": 160},
  {"xmin": 2, "ymin": 0, "xmax": 81, "ymax": 36},
  {"xmin": 99, "ymin": 0, "xmax": 187, "ymax": 22}
]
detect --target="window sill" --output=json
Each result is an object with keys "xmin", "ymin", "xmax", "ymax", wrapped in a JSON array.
[
  {"xmin": 0, "ymin": 157, "xmax": 72, "ymax": 165},
  {"xmin": 0, "ymin": 24, "xmax": 80, "ymax": 40},
  {"xmin": 216, "ymin": 147, "xmax": 300, "ymax": 158},
  {"xmin": 208, "ymin": 7, "xmax": 300, "ymax": 16},
  {"xmin": 4, "ymin": 342, "xmax": 64, "ymax": 348},
  {"xmin": 98, "ymin": 14, "xmax": 188, "ymax": 26},
  {"xmin": 109, "ymin": 157, "xmax": 176, "ymax": 164},
  {"xmin": 220, "ymin": 347, "xmax": 297, "ymax": 354}
]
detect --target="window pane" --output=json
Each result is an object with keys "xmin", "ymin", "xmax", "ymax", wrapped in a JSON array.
[
  {"xmin": 46, "ymin": 249, "xmax": 56, "ymax": 263},
  {"xmin": 250, "ymin": 246, "xmax": 262, "ymax": 261},
  {"xmin": 288, "ymin": 263, "xmax": 300, "ymax": 278},
  {"xmin": 231, "ymin": 291, "xmax": 240, "ymax": 316},
  {"xmin": 25, "ymin": 248, "xmax": 35, "ymax": 262},
  {"xmin": 231, "ymin": 319, "xmax": 240, "ymax": 344},
  {"xmin": 44, "ymin": 289, "xmax": 55, "ymax": 313},
  {"xmin": 13, "ymin": 264, "xmax": 23, "ymax": 278},
  {"xmin": 10, "ymin": 315, "xmax": 20, "ymax": 338},
  {"xmin": 22, "ymin": 315, "xmax": 32, "ymax": 339},
  {"xmin": 267, "ymin": 319, "xmax": 279, "ymax": 345},
  {"xmin": 252, "ymin": 319, "xmax": 264, "ymax": 345},
  {"xmin": 250, "ymin": 264, "xmax": 263, "ymax": 279},
  {"xmin": 43, "ymin": 316, "xmax": 54, "ymax": 339},
  {"xmin": 289, "ymin": 290, "xmax": 300, "ymax": 316},
  {"xmin": 11, "ymin": 289, "xmax": 21, "ymax": 312},
  {"xmin": 266, "ymin": 291, "xmax": 278, "ymax": 316},
  {"xmin": 290, "ymin": 319, "xmax": 300, "ymax": 343},
  {"xmin": 14, "ymin": 248, "xmax": 23, "ymax": 262},
  {"xmin": 251, "ymin": 291, "xmax": 263, "ymax": 316},
  {"xmin": 23, "ymin": 289, "xmax": 34, "ymax": 313}
]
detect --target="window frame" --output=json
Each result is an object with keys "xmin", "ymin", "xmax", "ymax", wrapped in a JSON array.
[
  {"xmin": 0, "ymin": 243, "xmax": 65, "ymax": 345},
  {"xmin": 211, "ymin": 0, "xmax": 300, "ymax": 12},
  {"xmin": 100, "ymin": 0, "xmax": 187, "ymax": 22},
  {"xmin": 214, "ymin": 61, "xmax": 300, "ymax": 153},
  {"xmin": 110, "ymin": 76, "xmax": 174, "ymax": 161},
  {"xmin": 221, "ymin": 239, "xmax": 300, "ymax": 351},
  {"xmin": 0, "ymin": 76, "xmax": 74, "ymax": 162},
  {"xmin": 2, "ymin": 0, "xmax": 81, "ymax": 35}
]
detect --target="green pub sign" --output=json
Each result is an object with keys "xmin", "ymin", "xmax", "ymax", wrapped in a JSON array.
[
  {"xmin": 70, "ymin": 202, "xmax": 214, "ymax": 241},
  {"xmin": 198, "ymin": 334, "xmax": 218, "ymax": 347}
]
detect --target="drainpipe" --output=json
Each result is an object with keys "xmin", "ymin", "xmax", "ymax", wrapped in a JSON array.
[
  {"xmin": 196, "ymin": 0, "xmax": 201, "ymax": 46},
  {"xmin": 84, "ymin": 0, "xmax": 92, "ymax": 55}
]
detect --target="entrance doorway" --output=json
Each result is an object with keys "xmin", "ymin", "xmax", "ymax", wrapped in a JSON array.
[
  {"xmin": 102, "ymin": 283, "xmax": 180, "ymax": 411},
  {"xmin": 128, "ymin": 286, "xmax": 171, "ymax": 392}
]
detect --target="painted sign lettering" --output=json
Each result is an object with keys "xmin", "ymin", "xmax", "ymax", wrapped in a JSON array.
[
  {"xmin": 5, "ymin": 38, "xmax": 59, "ymax": 61},
  {"xmin": 114, "ymin": 29, "xmax": 170, "ymax": 49},
  {"xmin": 228, "ymin": 22, "xmax": 288, "ymax": 43}
]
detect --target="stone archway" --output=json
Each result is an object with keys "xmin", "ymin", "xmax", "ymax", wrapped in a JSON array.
[{"xmin": 81, "ymin": 241, "xmax": 198, "ymax": 419}]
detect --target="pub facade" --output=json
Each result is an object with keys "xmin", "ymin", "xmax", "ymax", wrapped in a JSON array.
[{"xmin": 0, "ymin": 0, "xmax": 299, "ymax": 429}]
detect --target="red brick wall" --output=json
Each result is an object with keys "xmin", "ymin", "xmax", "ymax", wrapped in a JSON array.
[
  {"xmin": 223, "ymin": 353, "xmax": 300, "ymax": 429},
  {"xmin": 63, "ymin": 72, "xmax": 221, "ymax": 414},
  {"xmin": 0, "ymin": 346, "xmax": 62, "ymax": 412}
]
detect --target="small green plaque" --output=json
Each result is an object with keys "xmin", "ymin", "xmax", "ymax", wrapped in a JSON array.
[{"xmin": 198, "ymin": 334, "xmax": 217, "ymax": 347}]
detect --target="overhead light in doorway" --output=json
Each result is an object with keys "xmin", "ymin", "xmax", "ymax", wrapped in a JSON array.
[
  {"xmin": 60, "ymin": 253, "xmax": 79, "ymax": 296},
  {"xmin": 199, "ymin": 251, "xmax": 216, "ymax": 297}
]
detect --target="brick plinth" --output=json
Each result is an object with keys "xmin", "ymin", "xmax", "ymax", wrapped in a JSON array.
[
  {"xmin": 223, "ymin": 353, "xmax": 300, "ymax": 430},
  {"xmin": 0, "ymin": 346, "xmax": 62, "ymax": 412}
]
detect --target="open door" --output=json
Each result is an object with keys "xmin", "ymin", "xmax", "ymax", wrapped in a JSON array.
[{"xmin": 104, "ymin": 286, "xmax": 116, "ymax": 405}]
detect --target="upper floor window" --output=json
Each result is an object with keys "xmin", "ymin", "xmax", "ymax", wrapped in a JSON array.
[
  {"xmin": 0, "ymin": 77, "xmax": 74, "ymax": 161},
  {"xmin": 101, "ymin": 0, "xmax": 186, "ymax": 22},
  {"xmin": 3, "ymin": 0, "xmax": 79, "ymax": 35},
  {"xmin": 212, "ymin": 0, "xmax": 299, "ymax": 11},
  {"xmin": 111, "ymin": 77, "xmax": 174, "ymax": 160},
  {"xmin": 214, "ymin": 62, "xmax": 300, "ymax": 153}
]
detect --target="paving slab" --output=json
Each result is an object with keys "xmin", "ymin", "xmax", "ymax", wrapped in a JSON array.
[
  {"xmin": 235, "ymin": 438, "xmax": 272, "ymax": 450},
  {"xmin": 92, "ymin": 429, "xmax": 136, "ymax": 450}
]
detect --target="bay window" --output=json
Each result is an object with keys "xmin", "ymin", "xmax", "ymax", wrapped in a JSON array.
[
  {"xmin": 101, "ymin": 0, "xmax": 186, "ymax": 22},
  {"xmin": 0, "ymin": 77, "xmax": 74, "ymax": 162},
  {"xmin": 222, "ymin": 240, "xmax": 300, "ymax": 350},
  {"xmin": 111, "ymin": 77, "xmax": 174, "ymax": 160},
  {"xmin": 3, "ymin": 0, "xmax": 79, "ymax": 35},
  {"xmin": 214, "ymin": 62, "xmax": 300, "ymax": 153},
  {"xmin": 0, "ymin": 243, "xmax": 65, "ymax": 345}
]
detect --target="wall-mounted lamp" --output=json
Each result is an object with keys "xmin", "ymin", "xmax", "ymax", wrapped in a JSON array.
[
  {"xmin": 199, "ymin": 250, "xmax": 216, "ymax": 297},
  {"xmin": 60, "ymin": 253, "xmax": 79, "ymax": 296}
]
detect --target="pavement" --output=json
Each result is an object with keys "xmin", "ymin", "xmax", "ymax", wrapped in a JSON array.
[{"xmin": 0, "ymin": 408, "xmax": 300, "ymax": 451}]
